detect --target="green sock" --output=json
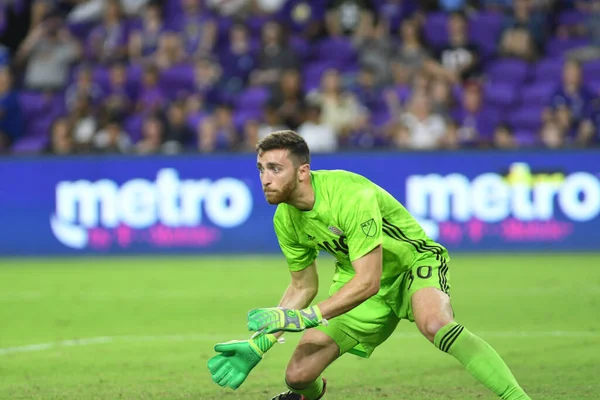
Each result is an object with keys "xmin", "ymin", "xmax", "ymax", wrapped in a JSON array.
[
  {"xmin": 434, "ymin": 322, "xmax": 531, "ymax": 400},
  {"xmin": 286, "ymin": 377, "xmax": 324, "ymax": 400}
]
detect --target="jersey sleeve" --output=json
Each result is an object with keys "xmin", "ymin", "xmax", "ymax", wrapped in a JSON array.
[
  {"xmin": 273, "ymin": 208, "xmax": 318, "ymax": 272},
  {"xmin": 338, "ymin": 187, "xmax": 383, "ymax": 262}
]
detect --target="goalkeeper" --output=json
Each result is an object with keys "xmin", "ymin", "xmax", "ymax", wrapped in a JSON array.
[{"xmin": 208, "ymin": 130, "xmax": 531, "ymax": 400}]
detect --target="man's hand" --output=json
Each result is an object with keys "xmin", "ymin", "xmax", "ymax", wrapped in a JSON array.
[
  {"xmin": 207, "ymin": 333, "xmax": 277, "ymax": 390},
  {"xmin": 247, "ymin": 305, "xmax": 325, "ymax": 334}
]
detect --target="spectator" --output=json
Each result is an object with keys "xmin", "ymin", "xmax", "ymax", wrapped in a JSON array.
[
  {"xmin": 276, "ymin": 0, "xmax": 326, "ymax": 42},
  {"xmin": 388, "ymin": 121, "xmax": 412, "ymax": 149},
  {"xmin": 375, "ymin": 0, "xmax": 417, "ymax": 33},
  {"xmin": 128, "ymin": 1, "xmax": 165, "ymax": 63},
  {"xmin": 438, "ymin": 119, "xmax": 461, "ymax": 150},
  {"xmin": 164, "ymin": 100, "xmax": 194, "ymax": 150},
  {"xmin": 429, "ymin": 77, "xmax": 457, "ymax": 117},
  {"xmin": 427, "ymin": 12, "xmax": 482, "ymax": 83},
  {"xmin": 297, "ymin": 102, "xmax": 338, "ymax": 152},
  {"xmin": 171, "ymin": 0, "xmax": 216, "ymax": 57},
  {"xmin": 451, "ymin": 81, "xmax": 502, "ymax": 147},
  {"xmin": 0, "ymin": 67, "xmax": 23, "ymax": 152},
  {"xmin": 69, "ymin": 94, "xmax": 98, "ymax": 153},
  {"xmin": 136, "ymin": 113, "xmax": 165, "ymax": 154},
  {"xmin": 136, "ymin": 64, "xmax": 165, "ymax": 114},
  {"xmin": 539, "ymin": 119, "xmax": 565, "ymax": 148},
  {"xmin": 306, "ymin": 68, "xmax": 365, "ymax": 136},
  {"xmin": 44, "ymin": 117, "xmax": 75, "ymax": 155},
  {"xmin": 65, "ymin": 64, "xmax": 104, "ymax": 113},
  {"xmin": 325, "ymin": 0, "xmax": 375, "ymax": 37},
  {"xmin": 86, "ymin": 0, "xmax": 129, "ymax": 64},
  {"xmin": 102, "ymin": 61, "xmax": 136, "ymax": 121},
  {"xmin": 93, "ymin": 118, "xmax": 132, "ymax": 153},
  {"xmin": 493, "ymin": 124, "xmax": 518, "ymax": 149},
  {"xmin": 498, "ymin": 0, "xmax": 546, "ymax": 61},
  {"xmin": 197, "ymin": 103, "xmax": 239, "ymax": 152},
  {"xmin": 399, "ymin": 91, "xmax": 446, "ymax": 149},
  {"xmin": 565, "ymin": 0, "xmax": 600, "ymax": 62},
  {"xmin": 205, "ymin": 0, "xmax": 252, "ymax": 17},
  {"xmin": 257, "ymin": 102, "xmax": 289, "ymax": 140},
  {"xmin": 154, "ymin": 31, "xmax": 187, "ymax": 70},
  {"xmin": 218, "ymin": 24, "xmax": 257, "ymax": 98},
  {"xmin": 353, "ymin": 17, "xmax": 394, "ymax": 86},
  {"xmin": 269, "ymin": 68, "xmax": 306, "ymax": 130},
  {"xmin": 16, "ymin": 12, "xmax": 80, "ymax": 91},
  {"xmin": 545, "ymin": 60, "xmax": 595, "ymax": 138},
  {"xmin": 193, "ymin": 56, "xmax": 223, "ymax": 108},
  {"xmin": 351, "ymin": 65, "xmax": 385, "ymax": 114},
  {"xmin": 391, "ymin": 18, "xmax": 429, "ymax": 86},
  {"xmin": 251, "ymin": 21, "xmax": 299, "ymax": 86}
]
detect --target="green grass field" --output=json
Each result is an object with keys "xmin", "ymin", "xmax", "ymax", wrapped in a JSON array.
[{"xmin": 0, "ymin": 253, "xmax": 599, "ymax": 400}]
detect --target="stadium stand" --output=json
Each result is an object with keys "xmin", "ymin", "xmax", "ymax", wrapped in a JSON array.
[{"xmin": 0, "ymin": 0, "xmax": 599, "ymax": 155}]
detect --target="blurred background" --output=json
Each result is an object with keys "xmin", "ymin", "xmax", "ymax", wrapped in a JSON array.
[
  {"xmin": 0, "ymin": 0, "xmax": 599, "ymax": 153},
  {"xmin": 0, "ymin": 1, "xmax": 599, "ymax": 399}
]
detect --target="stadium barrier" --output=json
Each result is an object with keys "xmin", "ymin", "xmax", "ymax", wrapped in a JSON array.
[{"xmin": 1, "ymin": 150, "xmax": 599, "ymax": 256}]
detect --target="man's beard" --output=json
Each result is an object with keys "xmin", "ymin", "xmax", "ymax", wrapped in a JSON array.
[{"xmin": 265, "ymin": 176, "xmax": 297, "ymax": 205}]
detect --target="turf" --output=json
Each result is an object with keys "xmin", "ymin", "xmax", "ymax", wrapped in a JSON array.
[{"xmin": 0, "ymin": 253, "xmax": 599, "ymax": 399}]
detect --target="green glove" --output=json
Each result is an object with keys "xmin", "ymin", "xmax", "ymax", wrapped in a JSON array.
[
  {"xmin": 247, "ymin": 305, "xmax": 325, "ymax": 334},
  {"xmin": 207, "ymin": 333, "xmax": 278, "ymax": 390}
]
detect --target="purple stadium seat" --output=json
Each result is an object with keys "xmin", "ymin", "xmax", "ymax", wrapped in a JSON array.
[
  {"xmin": 486, "ymin": 58, "xmax": 530, "ymax": 85},
  {"xmin": 160, "ymin": 63, "xmax": 194, "ymax": 99},
  {"xmin": 233, "ymin": 109, "xmax": 261, "ymax": 131},
  {"xmin": 513, "ymin": 129, "xmax": 539, "ymax": 147},
  {"xmin": 483, "ymin": 82, "xmax": 518, "ymax": 109},
  {"xmin": 11, "ymin": 135, "xmax": 49, "ymax": 154},
  {"xmin": 92, "ymin": 66, "xmax": 111, "ymax": 90},
  {"xmin": 186, "ymin": 112, "xmax": 208, "ymax": 131},
  {"xmin": 507, "ymin": 105, "xmax": 544, "ymax": 132},
  {"xmin": 558, "ymin": 10, "xmax": 586, "ymax": 26},
  {"xmin": 521, "ymin": 82, "xmax": 555, "ymax": 104},
  {"xmin": 316, "ymin": 37, "xmax": 357, "ymax": 70},
  {"xmin": 587, "ymin": 80, "xmax": 600, "ymax": 94},
  {"xmin": 67, "ymin": 21, "xmax": 96, "ymax": 41},
  {"xmin": 423, "ymin": 12, "xmax": 448, "ymax": 47},
  {"xmin": 546, "ymin": 37, "xmax": 591, "ymax": 58},
  {"xmin": 235, "ymin": 86, "xmax": 270, "ymax": 112},
  {"xmin": 290, "ymin": 36, "xmax": 310, "ymax": 61},
  {"xmin": 582, "ymin": 58, "xmax": 600, "ymax": 82},
  {"xmin": 469, "ymin": 12, "xmax": 503, "ymax": 58},
  {"xmin": 124, "ymin": 113, "xmax": 145, "ymax": 143},
  {"xmin": 533, "ymin": 58, "xmax": 564, "ymax": 84},
  {"xmin": 302, "ymin": 61, "xmax": 335, "ymax": 92}
]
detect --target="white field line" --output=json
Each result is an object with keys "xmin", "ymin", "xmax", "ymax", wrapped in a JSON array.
[
  {"xmin": 0, "ymin": 286, "xmax": 599, "ymax": 301},
  {"xmin": 1, "ymin": 331, "xmax": 599, "ymax": 356}
]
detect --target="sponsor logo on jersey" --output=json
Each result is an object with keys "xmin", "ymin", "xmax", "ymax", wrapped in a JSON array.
[{"xmin": 328, "ymin": 226, "xmax": 344, "ymax": 236}]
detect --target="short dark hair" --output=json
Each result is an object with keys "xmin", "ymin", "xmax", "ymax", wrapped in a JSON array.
[{"xmin": 256, "ymin": 130, "xmax": 310, "ymax": 165}]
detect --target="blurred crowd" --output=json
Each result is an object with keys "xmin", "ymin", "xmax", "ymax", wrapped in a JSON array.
[{"xmin": 0, "ymin": 0, "xmax": 599, "ymax": 155}]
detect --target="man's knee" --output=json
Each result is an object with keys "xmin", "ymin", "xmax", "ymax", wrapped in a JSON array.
[
  {"xmin": 419, "ymin": 316, "xmax": 453, "ymax": 342},
  {"xmin": 285, "ymin": 361, "xmax": 320, "ymax": 389},
  {"xmin": 412, "ymin": 287, "xmax": 454, "ymax": 342},
  {"xmin": 285, "ymin": 330, "xmax": 339, "ymax": 389}
]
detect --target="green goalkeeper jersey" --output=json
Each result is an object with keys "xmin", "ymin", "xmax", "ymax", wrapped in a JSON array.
[{"xmin": 273, "ymin": 169, "xmax": 448, "ymax": 312}]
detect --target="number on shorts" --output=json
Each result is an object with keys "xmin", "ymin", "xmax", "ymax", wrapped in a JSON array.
[{"xmin": 416, "ymin": 266, "xmax": 432, "ymax": 279}]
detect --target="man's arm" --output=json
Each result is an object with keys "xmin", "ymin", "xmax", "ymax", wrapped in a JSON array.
[
  {"xmin": 315, "ymin": 244, "xmax": 381, "ymax": 320},
  {"xmin": 270, "ymin": 261, "xmax": 319, "ymax": 339},
  {"xmin": 278, "ymin": 261, "xmax": 319, "ymax": 310}
]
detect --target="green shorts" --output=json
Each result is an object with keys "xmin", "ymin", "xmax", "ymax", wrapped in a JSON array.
[{"xmin": 315, "ymin": 255, "xmax": 451, "ymax": 359}]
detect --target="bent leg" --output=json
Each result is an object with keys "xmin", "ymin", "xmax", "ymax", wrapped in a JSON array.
[
  {"xmin": 280, "ymin": 329, "xmax": 345, "ymax": 400},
  {"xmin": 412, "ymin": 287, "xmax": 531, "ymax": 400}
]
